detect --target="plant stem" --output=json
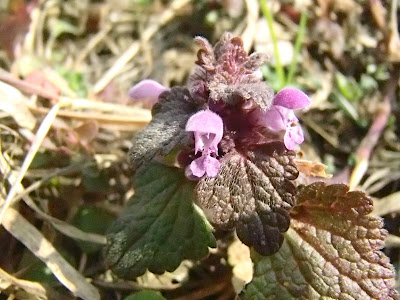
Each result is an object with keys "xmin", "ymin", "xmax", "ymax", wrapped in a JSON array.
[
  {"xmin": 260, "ymin": 0, "xmax": 285, "ymax": 88},
  {"xmin": 286, "ymin": 10, "xmax": 307, "ymax": 85}
]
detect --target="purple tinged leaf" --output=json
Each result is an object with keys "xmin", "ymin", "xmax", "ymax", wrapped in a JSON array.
[
  {"xmin": 196, "ymin": 142, "xmax": 299, "ymax": 255},
  {"xmin": 241, "ymin": 182, "xmax": 400, "ymax": 300},
  {"xmin": 128, "ymin": 79, "xmax": 169, "ymax": 100},
  {"xmin": 189, "ymin": 32, "xmax": 273, "ymax": 110},
  {"xmin": 273, "ymin": 87, "xmax": 311, "ymax": 109},
  {"xmin": 129, "ymin": 87, "xmax": 202, "ymax": 170}
]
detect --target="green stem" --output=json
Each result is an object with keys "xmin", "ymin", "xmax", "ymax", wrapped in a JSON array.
[
  {"xmin": 260, "ymin": 0, "xmax": 285, "ymax": 89},
  {"xmin": 286, "ymin": 11, "xmax": 307, "ymax": 85}
]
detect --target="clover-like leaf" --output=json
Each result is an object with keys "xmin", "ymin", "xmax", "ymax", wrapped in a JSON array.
[
  {"xmin": 241, "ymin": 182, "xmax": 399, "ymax": 300},
  {"xmin": 104, "ymin": 162, "xmax": 216, "ymax": 278},
  {"xmin": 196, "ymin": 142, "xmax": 298, "ymax": 256},
  {"xmin": 128, "ymin": 87, "xmax": 203, "ymax": 170}
]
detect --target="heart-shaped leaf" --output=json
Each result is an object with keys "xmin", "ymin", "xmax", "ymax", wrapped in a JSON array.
[
  {"xmin": 196, "ymin": 142, "xmax": 298, "ymax": 256},
  {"xmin": 241, "ymin": 182, "xmax": 399, "ymax": 300},
  {"xmin": 104, "ymin": 162, "xmax": 216, "ymax": 278},
  {"xmin": 129, "ymin": 87, "xmax": 203, "ymax": 170}
]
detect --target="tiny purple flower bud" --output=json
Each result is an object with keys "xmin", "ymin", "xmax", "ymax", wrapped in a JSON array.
[
  {"xmin": 128, "ymin": 79, "xmax": 169, "ymax": 101},
  {"xmin": 185, "ymin": 110, "xmax": 224, "ymax": 178}
]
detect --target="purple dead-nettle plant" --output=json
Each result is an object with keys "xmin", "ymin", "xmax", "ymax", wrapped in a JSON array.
[{"xmin": 104, "ymin": 33, "xmax": 399, "ymax": 300}]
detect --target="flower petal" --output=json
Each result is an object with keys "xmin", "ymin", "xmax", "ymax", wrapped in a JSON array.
[
  {"xmin": 273, "ymin": 88, "xmax": 311, "ymax": 109},
  {"xmin": 291, "ymin": 125, "xmax": 305, "ymax": 144},
  {"xmin": 188, "ymin": 155, "xmax": 221, "ymax": 178},
  {"xmin": 253, "ymin": 106, "xmax": 291, "ymax": 131},
  {"xmin": 128, "ymin": 79, "xmax": 169, "ymax": 100},
  {"xmin": 283, "ymin": 131, "xmax": 296, "ymax": 150},
  {"xmin": 204, "ymin": 156, "xmax": 221, "ymax": 177},
  {"xmin": 186, "ymin": 110, "xmax": 223, "ymax": 153},
  {"xmin": 189, "ymin": 156, "xmax": 206, "ymax": 178},
  {"xmin": 284, "ymin": 125, "xmax": 304, "ymax": 150}
]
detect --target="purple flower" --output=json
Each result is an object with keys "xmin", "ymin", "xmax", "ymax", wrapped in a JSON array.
[
  {"xmin": 254, "ymin": 88, "xmax": 311, "ymax": 150},
  {"xmin": 128, "ymin": 79, "xmax": 169, "ymax": 102},
  {"xmin": 185, "ymin": 110, "xmax": 224, "ymax": 178}
]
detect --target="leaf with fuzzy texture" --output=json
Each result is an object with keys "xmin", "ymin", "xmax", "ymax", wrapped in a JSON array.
[
  {"xmin": 104, "ymin": 163, "xmax": 216, "ymax": 279},
  {"xmin": 128, "ymin": 87, "xmax": 203, "ymax": 170},
  {"xmin": 190, "ymin": 33, "xmax": 273, "ymax": 110},
  {"xmin": 197, "ymin": 142, "xmax": 298, "ymax": 256},
  {"xmin": 241, "ymin": 182, "xmax": 399, "ymax": 300}
]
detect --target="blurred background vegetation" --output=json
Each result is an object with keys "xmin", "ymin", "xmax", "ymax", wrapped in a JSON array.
[{"xmin": 0, "ymin": 0, "xmax": 400, "ymax": 299}]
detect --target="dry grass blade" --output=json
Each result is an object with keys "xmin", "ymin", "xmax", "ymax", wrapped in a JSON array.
[
  {"xmin": 0, "ymin": 149, "xmax": 106, "ymax": 244},
  {"xmin": 349, "ymin": 66, "xmax": 400, "ymax": 190},
  {"xmin": 28, "ymin": 104, "xmax": 151, "ymax": 129},
  {"xmin": 373, "ymin": 191, "xmax": 400, "ymax": 216},
  {"xmin": 0, "ymin": 81, "xmax": 36, "ymax": 130},
  {"xmin": 2, "ymin": 207, "xmax": 100, "ymax": 300},
  {"xmin": 93, "ymin": 0, "xmax": 191, "ymax": 93},
  {"xmin": 384, "ymin": 234, "xmax": 400, "ymax": 248},
  {"xmin": 0, "ymin": 267, "xmax": 48, "ymax": 298},
  {"xmin": 23, "ymin": 196, "xmax": 107, "ymax": 244},
  {"xmin": 240, "ymin": 0, "xmax": 259, "ymax": 52},
  {"xmin": 0, "ymin": 103, "xmax": 60, "ymax": 223},
  {"xmin": 0, "ymin": 70, "xmax": 152, "ymax": 127}
]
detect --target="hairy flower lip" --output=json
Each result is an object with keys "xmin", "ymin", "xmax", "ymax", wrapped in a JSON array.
[
  {"xmin": 273, "ymin": 88, "xmax": 311, "ymax": 109},
  {"xmin": 186, "ymin": 109, "xmax": 224, "ymax": 154}
]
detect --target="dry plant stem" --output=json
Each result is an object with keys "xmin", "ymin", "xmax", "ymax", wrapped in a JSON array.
[
  {"xmin": 75, "ymin": 24, "xmax": 113, "ymax": 67},
  {"xmin": 384, "ymin": 234, "xmax": 400, "ymax": 248},
  {"xmin": 0, "ymin": 103, "xmax": 61, "ymax": 223},
  {"xmin": 92, "ymin": 279, "xmax": 141, "ymax": 291},
  {"xmin": 29, "ymin": 105, "xmax": 150, "ymax": 127},
  {"xmin": 93, "ymin": 0, "xmax": 191, "ymax": 93},
  {"xmin": 368, "ymin": 0, "xmax": 387, "ymax": 32},
  {"xmin": 301, "ymin": 115, "xmax": 339, "ymax": 148},
  {"xmin": 349, "ymin": 66, "xmax": 400, "ymax": 190},
  {"xmin": 23, "ymin": 195, "xmax": 106, "ymax": 244},
  {"xmin": 0, "ymin": 68, "xmax": 59, "ymax": 99},
  {"xmin": 2, "ymin": 207, "xmax": 100, "ymax": 300},
  {"xmin": 0, "ymin": 69, "xmax": 151, "ymax": 127},
  {"xmin": 22, "ymin": 1, "xmax": 41, "ymax": 54},
  {"xmin": 241, "ymin": 0, "xmax": 259, "ymax": 52},
  {"xmin": 0, "ymin": 267, "xmax": 48, "ymax": 298}
]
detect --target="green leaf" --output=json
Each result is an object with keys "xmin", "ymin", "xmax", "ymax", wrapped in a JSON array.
[
  {"xmin": 241, "ymin": 182, "xmax": 399, "ymax": 300},
  {"xmin": 123, "ymin": 290, "xmax": 166, "ymax": 300},
  {"xmin": 335, "ymin": 72, "xmax": 363, "ymax": 102},
  {"xmin": 104, "ymin": 162, "xmax": 216, "ymax": 278},
  {"xmin": 71, "ymin": 206, "xmax": 114, "ymax": 254}
]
